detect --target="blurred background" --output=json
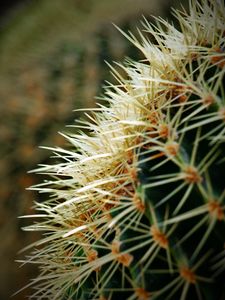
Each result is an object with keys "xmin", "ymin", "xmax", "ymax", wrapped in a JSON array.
[{"xmin": 0, "ymin": 0, "xmax": 187, "ymax": 299}]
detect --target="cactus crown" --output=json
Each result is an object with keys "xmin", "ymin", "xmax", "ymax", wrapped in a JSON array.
[{"xmin": 21, "ymin": 0, "xmax": 225, "ymax": 299}]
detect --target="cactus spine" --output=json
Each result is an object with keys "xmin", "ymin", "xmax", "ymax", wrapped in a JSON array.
[{"xmin": 22, "ymin": 0, "xmax": 225, "ymax": 299}]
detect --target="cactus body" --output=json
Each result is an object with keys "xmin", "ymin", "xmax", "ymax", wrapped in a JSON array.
[{"xmin": 22, "ymin": 1, "xmax": 225, "ymax": 299}]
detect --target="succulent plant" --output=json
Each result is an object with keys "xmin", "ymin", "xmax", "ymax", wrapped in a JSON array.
[{"xmin": 21, "ymin": 0, "xmax": 225, "ymax": 299}]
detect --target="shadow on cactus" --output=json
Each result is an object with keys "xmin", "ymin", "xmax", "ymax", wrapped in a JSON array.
[{"xmin": 19, "ymin": 0, "xmax": 225, "ymax": 299}]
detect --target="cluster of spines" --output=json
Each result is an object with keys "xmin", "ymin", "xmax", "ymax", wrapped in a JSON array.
[{"xmin": 20, "ymin": 1, "xmax": 225, "ymax": 299}]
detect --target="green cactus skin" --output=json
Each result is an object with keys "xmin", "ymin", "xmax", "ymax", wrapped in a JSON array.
[{"xmin": 20, "ymin": 0, "xmax": 225, "ymax": 299}]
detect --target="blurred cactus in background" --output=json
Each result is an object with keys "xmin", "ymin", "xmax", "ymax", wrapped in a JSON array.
[
  {"xmin": 0, "ymin": 0, "xmax": 174, "ymax": 299},
  {"xmin": 20, "ymin": 0, "xmax": 225, "ymax": 299}
]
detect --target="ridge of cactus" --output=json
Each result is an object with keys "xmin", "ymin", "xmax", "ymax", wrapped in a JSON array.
[{"xmin": 20, "ymin": 0, "xmax": 225, "ymax": 299}]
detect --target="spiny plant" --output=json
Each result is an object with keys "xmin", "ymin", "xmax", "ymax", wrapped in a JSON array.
[{"xmin": 20, "ymin": 0, "xmax": 225, "ymax": 299}]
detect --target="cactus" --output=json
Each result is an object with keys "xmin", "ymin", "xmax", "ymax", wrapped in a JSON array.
[{"xmin": 21, "ymin": 0, "xmax": 225, "ymax": 299}]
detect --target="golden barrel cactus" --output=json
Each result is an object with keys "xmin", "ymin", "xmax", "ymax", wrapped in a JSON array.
[{"xmin": 20, "ymin": 1, "xmax": 225, "ymax": 299}]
